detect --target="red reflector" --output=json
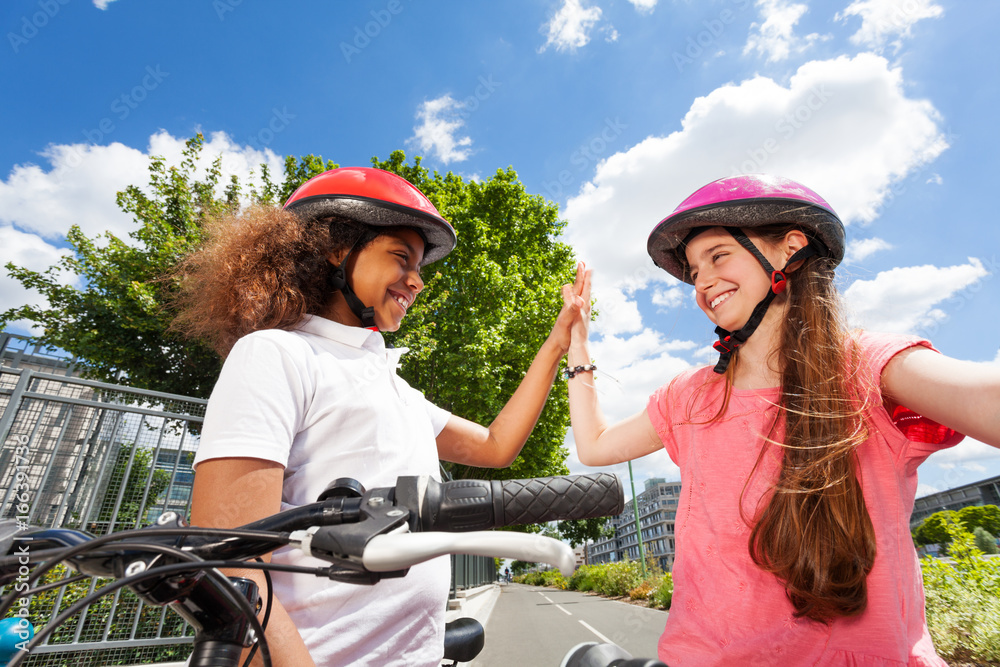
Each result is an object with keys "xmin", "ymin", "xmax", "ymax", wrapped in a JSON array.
[{"xmin": 891, "ymin": 405, "xmax": 963, "ymax": 446}]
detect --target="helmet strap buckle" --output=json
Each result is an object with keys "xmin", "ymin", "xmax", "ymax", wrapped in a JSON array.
[{"xmin": 770, "ymin": 270, "xmax": 787, "ymax": 294}]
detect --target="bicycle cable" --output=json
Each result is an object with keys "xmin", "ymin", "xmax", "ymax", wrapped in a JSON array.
[
  {"xmin": 0, "ymin": 525, "xmax": 287, "ymax": 620},
  {"xmin": 9, "ymin": 551, "xmax": 274, "ymax": 667}
]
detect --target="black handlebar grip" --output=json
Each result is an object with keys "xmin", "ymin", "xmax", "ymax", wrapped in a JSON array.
[
  {"xmin": 492, "ymin": 473, "xmax": 624, "ymax": 527},
  {"xmin": 417, "ymin": 478, "xmax": 496, "ymax": 532},
  {"xmin": 409, "ymin": 473, "xmax": 623, "ymax": 532}
]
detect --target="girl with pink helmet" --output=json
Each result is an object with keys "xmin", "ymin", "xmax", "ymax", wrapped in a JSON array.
[{"xmin": 562, "ymin": 174, "xmax": 1000, "ymax": 665}]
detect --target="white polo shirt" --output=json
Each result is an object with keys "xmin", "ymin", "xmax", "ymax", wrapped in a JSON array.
[{"xmin": 195, "ymin": 315, "xmax": 452, "ymax": 667}]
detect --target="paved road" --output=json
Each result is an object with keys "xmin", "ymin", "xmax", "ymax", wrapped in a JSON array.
[{"xmin": 473, "ymin": 584, "xmax": 666, "ymax": 666}]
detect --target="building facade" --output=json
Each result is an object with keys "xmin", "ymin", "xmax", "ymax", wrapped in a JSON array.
[{"xmin": 587, "ymin": 477, "xmax": 681, "ymax": 572}]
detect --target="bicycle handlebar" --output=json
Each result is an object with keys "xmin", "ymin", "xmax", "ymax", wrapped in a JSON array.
[{"xmin": 1, "ymin": 472, "xmax": 624, "ymax": 667}]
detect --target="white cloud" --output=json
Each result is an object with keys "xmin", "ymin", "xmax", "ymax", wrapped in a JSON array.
[
  {"xmin": 836, "ymin": 0, "xmax": 944, "ymax": 52},
  {"xmin": 845, "ymin": 237, "xmax": 892, "ymax": 264},
  {"xmin": 843, "ymin": 259, "xmax": 989, "ymax": 334},
  {"xmin": 407, "ymin": 95, "xmax": 473, "ymax": 164},
  {"xmin": 923, "ymin": 437, "xmax": 1000, "ymax": 476},
  {"xmin": 592, "ymin": 283, "xmax": 645, "ymax": 336},
  {"xmin": 0, "ymin": 132, "xmax": 282, "ymax": 244},
  {"xmin": 744, "ymin": 0, "xmax": 824, "ymax": 62},
  {"xmin": 652, "ymin": 285, "xmax": 686, "ymax": 309},
  {"xmin": 0, "ymin": 130, "xmax": 285, "ymax": 321},
  {"xmin": 627, "ymin": 0, "xmax": 657, "ymax": 14},
  {"xmin": 0, "ymin": 225, "xmax": 77, "ymax": 332},
  {"xmin": 93, "ymin": 0, "xmax": 119, "ymax": 8},
  {"xmin": 564, "ymin": 54, "xmax": 947, "ymax": 293},
  {"xmin": 539, "ymin": 0, "xmax": 603, "ymax": 53}
]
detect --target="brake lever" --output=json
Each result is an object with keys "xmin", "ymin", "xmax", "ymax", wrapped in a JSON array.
[{"xmin": 290, "ymin": 486, "xmax": 411, "ymax": 583}]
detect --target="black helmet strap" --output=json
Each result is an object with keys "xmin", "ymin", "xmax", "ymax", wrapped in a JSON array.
[
  {"xmin": 711, "ymin": 228, "xmax": 817, "ymax": 374},
  {"xmin": 328, "ymin": 237, "xmax": 378, "ymax": 331}
]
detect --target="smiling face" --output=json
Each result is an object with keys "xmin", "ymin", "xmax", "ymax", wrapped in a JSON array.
[
  {"xmin": 683, "ymin": 226, "xmax": 786, "ymax": 332},
  {"xmin": 327, "ymin": 227, "xmax": 426, "ymax": 332}
]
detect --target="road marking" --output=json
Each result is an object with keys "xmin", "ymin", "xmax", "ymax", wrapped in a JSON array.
[
  {"xmin": 579, "ymin": 620, "xmax": 613, "ymax": 644},
  {"xmin": 555, "ymin": 604, "xmax": 572, "ymax": 616}
]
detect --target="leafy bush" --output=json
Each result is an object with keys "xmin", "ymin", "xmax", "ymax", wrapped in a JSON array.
[
  {"xmin": 517, "ymin": 569, "xmax": 567, "ymax": 589},
  {"xmin": 650, "ymin": 573, "xmax": 674, "ymax": 609},
  {"xmin": 628, "ymin": 580, "xmax": 654, "ymax": 601},
  {"xmin": 523, "ymin": 561, "xmax": 674, "ymax": 611},
  {"xmin": 589, "ymin": 560, "xmax": 644, "ymax": 597},
  {"xmin": 568, "ymin": 564, "xmax": 599, "ymax": 592},
  {"xmin": 922, "ymin": 519, "xmax": 1000, "ymax": 663}
]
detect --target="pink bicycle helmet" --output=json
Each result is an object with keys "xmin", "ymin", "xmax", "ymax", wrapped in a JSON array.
[
  {"xmin": 647, "ymin": 174, "xmax": 844, "ymax": 284},
  {"xmin": 647, "ymin": 175, "xmax": 845, "ymax": 373}
]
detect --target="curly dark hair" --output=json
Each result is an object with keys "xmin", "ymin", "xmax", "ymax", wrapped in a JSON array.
[{"xmin": 170, "ymin": 205, "xmax": 377, "ymax": 356}]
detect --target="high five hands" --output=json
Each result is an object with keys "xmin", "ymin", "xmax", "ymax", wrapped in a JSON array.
[{"xmin": 549, "ymin": 262, "xmax": 593, "ymax": 355}]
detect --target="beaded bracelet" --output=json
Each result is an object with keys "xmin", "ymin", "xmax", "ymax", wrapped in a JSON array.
[{"xmin": 562, "ymin": 364, "xmax": 597, "ymax": 380}]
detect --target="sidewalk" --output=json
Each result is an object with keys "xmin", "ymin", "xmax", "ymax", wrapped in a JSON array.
[{"xmin": 443, "ymin": 581, "xmax": 504, "ymax": 666}]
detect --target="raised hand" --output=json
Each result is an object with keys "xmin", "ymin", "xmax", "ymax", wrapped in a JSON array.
[{"xmin": 549, "ymin": 262, "xmax": 592, "ymax": 355}]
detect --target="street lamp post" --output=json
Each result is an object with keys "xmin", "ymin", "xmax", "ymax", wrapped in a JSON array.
[{"xmin": 628, "ymin": 460, "xmax": 647, "ymax": 576}]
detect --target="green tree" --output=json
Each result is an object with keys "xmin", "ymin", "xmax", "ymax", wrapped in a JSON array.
[
  {"xmin": 510, "ymin": 560, "xmax": 532, "ymax": 576},
  {"xmin": 2, "ymin": 136, "xmax": 576, "ymax": 479},
  {"xmin": 956, "ymin": 505, "xmax": 1000, "ymax": 536},
  {"xmin": 557, "ymin": 516, "xmax": 612, "ymax": 548},
  {"xmin": 914, "ymin": 505, "xmax": 1000, "ymax": 549},
  {"xmin": 373, "ymin": 152, "xmax": 576, "ymax": 479},
  {"xmin": 5, "ymin": 136, "xmax": 258, "ymax": 397},
  {"xmin": 973, "ymin": 526, "xmax": 999, "ymax": 555}
]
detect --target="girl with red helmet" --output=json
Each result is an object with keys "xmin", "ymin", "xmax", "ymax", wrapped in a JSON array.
[
  {"xmin": 175, "ymin": 167, "xmax": 588, "ymax": 667},
  {"xmin": 563, "ymin": 175, "xmax": 1000, "ymax": 666}
]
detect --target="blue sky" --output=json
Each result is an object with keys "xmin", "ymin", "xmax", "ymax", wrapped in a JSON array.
[{"xmin": 1, "ymin": 0, "xmax": 998, "ymax": 499}]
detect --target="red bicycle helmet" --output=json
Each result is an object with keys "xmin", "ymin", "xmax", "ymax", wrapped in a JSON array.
[
  {"xmin": 647, "ymin": 175, "xmax": 846, "ymax": 373},
  {"xmin": 284, "ymin": 167, "xmax": 457, "ymax": 265}
]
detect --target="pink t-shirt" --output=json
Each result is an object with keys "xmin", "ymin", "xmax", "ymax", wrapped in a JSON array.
[{"xmin": 646, "ymin": 331, "xmax": 960, "ymax": 667}]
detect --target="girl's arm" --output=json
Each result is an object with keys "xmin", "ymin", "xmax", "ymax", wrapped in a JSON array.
[
  {"xmin": 436, "ymin": 264, "xmax": 590, "ymax": 468},
  {"xmin": 563, "ymin": 268, "xmax": 662, "ymax": 466},
  {"xmin": 190, "ymin": 458, "xmax": 317, "ymax": 667},
  {"xmin": 881, "ymin": 346, "xmax": 1000, "ymax": 448}
]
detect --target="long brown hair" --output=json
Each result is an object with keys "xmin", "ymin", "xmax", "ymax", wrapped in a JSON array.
[
  {"xmin": 687, "ymin": 224, "xmax": 878, "ymax": 622},
  {"xmin": 170, "ymin": 205, "xmax": 375, "ymax": 356}
]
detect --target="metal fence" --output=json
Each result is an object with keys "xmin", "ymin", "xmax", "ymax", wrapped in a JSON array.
[
  {"xmin": 1, "ymin": 342, "xmax": 496, "ymax": 665},
  {"xmin": 1, "ymin": 364, "xmax": 206, "ymax": 666}
]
